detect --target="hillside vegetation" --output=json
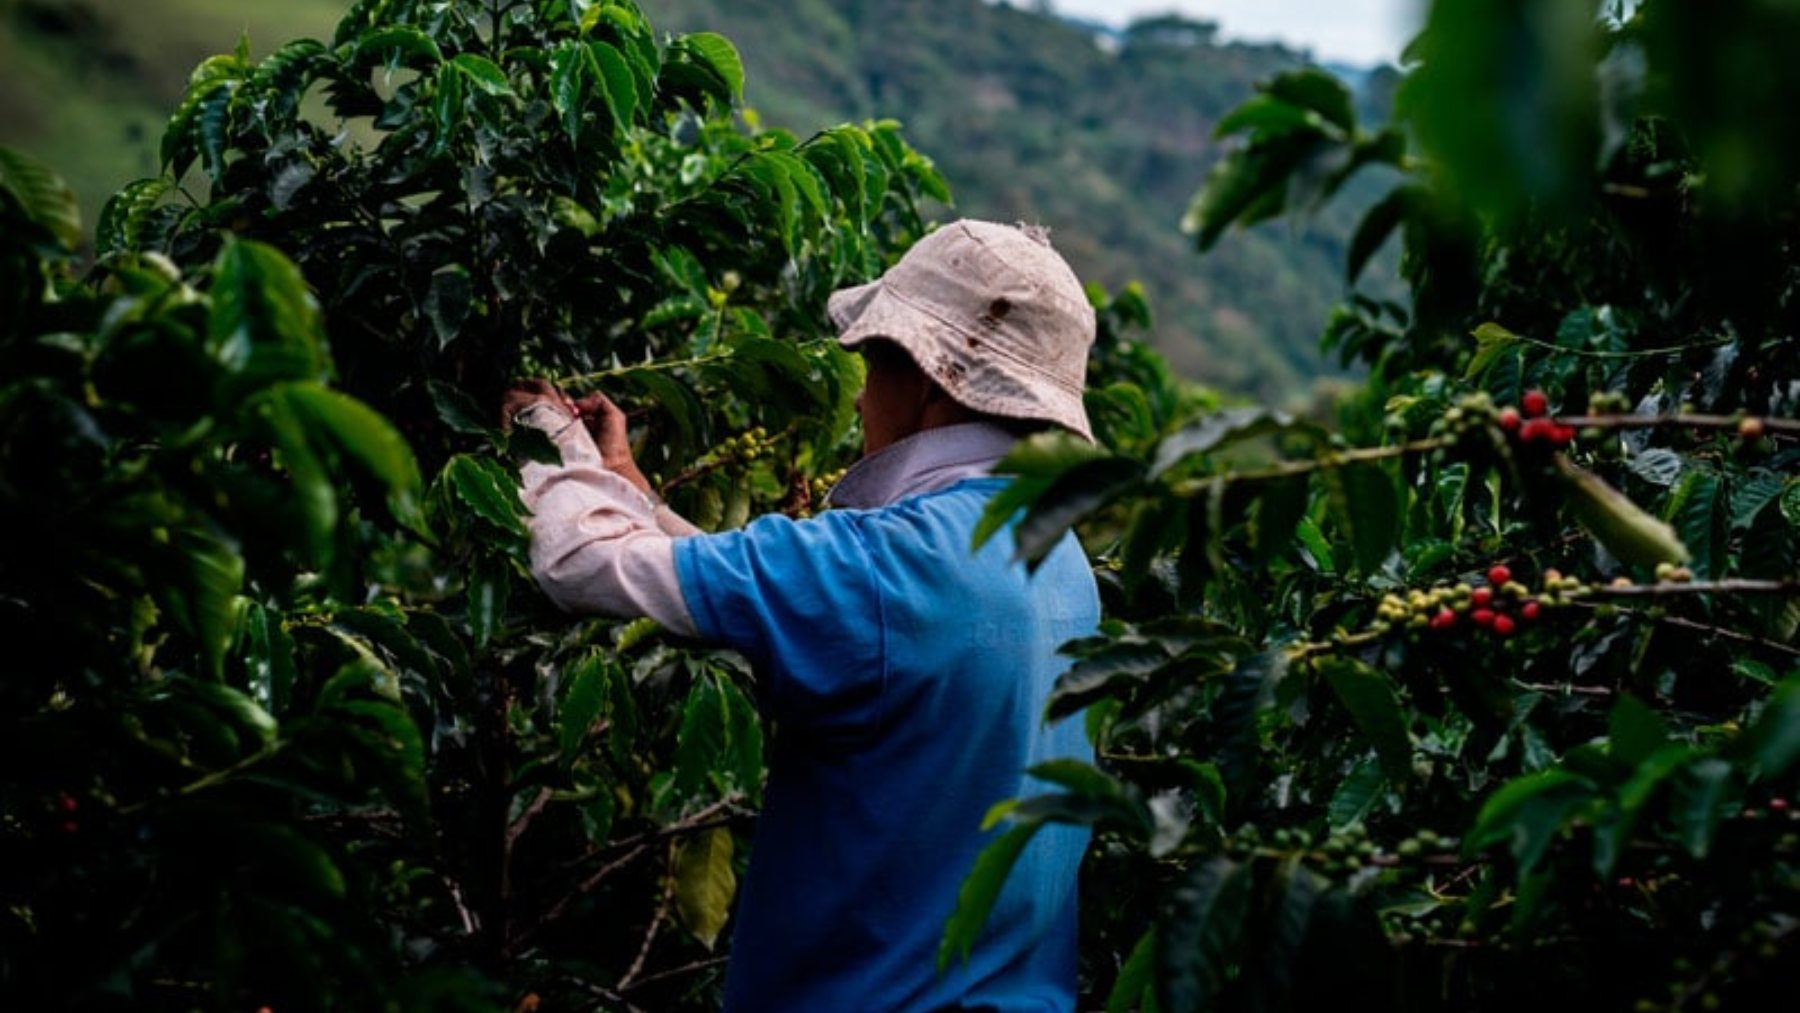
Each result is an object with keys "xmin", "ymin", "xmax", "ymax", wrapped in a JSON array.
[
  {"xmin": 0, "ymin": 0, "xmax": 1396, "ymax": 400},
  {"xmin": 647, "ymin": 0, "xmax": 1403, "ymax": 398}
]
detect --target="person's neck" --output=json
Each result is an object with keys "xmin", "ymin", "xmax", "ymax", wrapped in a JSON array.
[{"xmin": 829, "ymin": 421, "xmax": 1021, "ymax": 509}]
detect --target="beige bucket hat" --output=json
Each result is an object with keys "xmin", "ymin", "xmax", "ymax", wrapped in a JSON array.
[{"xmin": 827, "ymin": 220, "xmax": 1097, "ymax": 441}]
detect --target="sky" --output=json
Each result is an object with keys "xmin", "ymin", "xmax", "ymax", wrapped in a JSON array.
[{"xmin": 1046, "ymin": 0, "xmax": 1422, "ymax": 66}]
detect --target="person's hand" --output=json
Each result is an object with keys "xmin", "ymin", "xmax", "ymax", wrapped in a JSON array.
[
  {"xmin": 500, "ymin": 378, "xmax": 577, "ymax": 432},
  {"xmin": 571, "ymin": 390, "xmax": 655, "ymax": 497}
]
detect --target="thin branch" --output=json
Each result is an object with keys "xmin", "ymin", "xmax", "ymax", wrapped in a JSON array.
[
  {"xmin": 558, "ymin": 339, "xmax": 832, "ymax": 388},
  {"xmin": 1171, "ymin": 439, "xmax": 1447, "ymax": 497},
  {"xmin": 1587, "ymin": 579, "xmax": 1800, "ymax": 598},
  {"xmin": 1568, "ymin": 601, "xmax": 1800, "ymax": 658},
  {"xmin": 507, "ymin": 787, "xmax": 554, "ymax": 854},
  {"xmin": 1502, "ymin": 334, "xmax": 1733, "ymax": 360},
  {"xmin": 122, "ymin": 744, "xmax": 280, "ymax": 812},
  {"xmin": 560, "ymin": 349, "xmax": 738, "ymax": 386},
  {"xmin": 1286, "ymin": 629, "xmax": 1385, "ymax": 664},
  {"xmin": 559, "ymin": 798, "xmax": 750, "ymax": 874},
  {"xmin": 661, "ymin": 426, "xmax": 798, "ymax": 492},
  {"xmin": 515, "ymin": 799, "xmax": 752, "ymax": 953},
  {"xmin": 512, "ymin": 843, "xmax": 651, "ymax": 954},
  {"xmin": 618, "ymin": 955, "xmax": 731, "ymax": 994},
  {"xmin": 1514, "ymin": 681, "xmax": 1616, "ymax": 698},
  {"xmin": 617, "ymin": 882, "xmax": 674, "ymax": 991},
  {"xmin": 445, "ymin": 876, "xmax": 479, "ymax": 937},
  {"xmin": 502, "ymin": 786, "xmax": 554, "ymax": 905},
  {"xmin": 1557, "ymin": 412, "xmax": 1800, "ymax": 437},
  {"xmin": 569, "ymin": 980, "xmax": 648, "ymax": 1013}
]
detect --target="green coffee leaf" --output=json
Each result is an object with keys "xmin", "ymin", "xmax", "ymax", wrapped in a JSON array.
[
  {"xmin": 672, "ymin": 827, "xmax": 736, "ymax": 950},
  {"xmin": 1320, "ymin": 659, "xmax": 1413, "ymax": 784}
]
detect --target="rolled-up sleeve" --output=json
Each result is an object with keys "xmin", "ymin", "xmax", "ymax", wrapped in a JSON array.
[{"xmin": 517, "ymin": 410, "xmax": 698, "ymax": 636}]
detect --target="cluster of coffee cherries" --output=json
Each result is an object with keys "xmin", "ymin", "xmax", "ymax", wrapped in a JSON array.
[
  {"xmin": 1426, "ymin": 389, "xmax": 1577, "ymax": 455},
  {"xmin": 696, "ymin": 425, "xmax": 775, "ymax": 468},
  {"xmin": 53, "ymin": 792, "xmax": 79, "ymax": 835},
  {"xmin": 1374, "ymin": 564, "xmax": 1588, "ymax": 638},
  {"xmin": 1426, "ymin": 391, "xmax": 1502, "ymax": 444},
  {"xmin": 1226, "ymin": 822, "xmax": 1454, "ymax": 880},
  {"xmin": 809, "ymin": 467, "xmax": 848, "ymax": 507},
  {"xmin": 1497, "ymin": 389, "xmax": 1578, "ymax": 447}
]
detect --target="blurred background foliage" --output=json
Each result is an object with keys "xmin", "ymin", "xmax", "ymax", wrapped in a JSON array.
[{"xmin": 0, "ymin": 0, "xmax": 1402, "ymax": 403}]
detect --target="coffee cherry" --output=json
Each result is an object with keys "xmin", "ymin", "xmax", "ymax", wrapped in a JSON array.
[
  {"xmin": 1522, "ymin": 390, "xmax": 1550, "ymax": 417},
  {"xmin": 57, "ymin": 793, "xmax": 78, "ymax": 813},
  {"xmin": 1472, "ymin": 608, "xmax": 1496, "ymax": 627},
  {"xmin": 1487, "ymin": 564, "xmax": 1512, "ymax": 587},
  {"xmin": 1431, "ymin": 608, "xmax": 1457, "ymax": 630},
  {"xmin": 1520, "ymin": 418, "xmax": 1554, "ymax": 443},
  {"xmin": 1521, "ymin": 601, "xmax": 1542, "ymax": 622},
  {"xmin": 1739, "ymin": 417, "xmax": 1765, "ymax": 439},
  {"xmin": 1492, "ymin": 614, "xmax": 1516, "ymax": 637},
  {"xmin": 1498, "ymin": 407, "xmax": 1521, "ymax": 431},
  {"xmin": 1471, "ymin": 587, "xmax": 1493, "ymax": 608}
]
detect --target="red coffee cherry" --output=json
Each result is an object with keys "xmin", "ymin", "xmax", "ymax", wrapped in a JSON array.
[{"xmin": 1522, "ymin": 390, "xmax": 1549, "ymax": 417}]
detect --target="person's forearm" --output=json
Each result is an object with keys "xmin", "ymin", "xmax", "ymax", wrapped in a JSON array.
[{"xmin": 516, "ymin": 407, "xmax": 698, "ymax": 636}]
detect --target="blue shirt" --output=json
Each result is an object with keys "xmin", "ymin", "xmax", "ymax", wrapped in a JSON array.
[{"xmin": 673, "ymin": 475, "xmax": 1099, "ymax": 1012}]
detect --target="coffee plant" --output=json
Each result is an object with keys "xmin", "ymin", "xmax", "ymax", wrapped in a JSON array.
[
  {"xmin": 9, "ymin": 0, "xmax": 1800, "ymax": 1011},
  {"xmin": 1, "ymin": 0, "xmax": 964, "ymax": 1009},
  {"xmin": 949, "ymin": 1, "xmax": 1800, "ymax": 1010}
]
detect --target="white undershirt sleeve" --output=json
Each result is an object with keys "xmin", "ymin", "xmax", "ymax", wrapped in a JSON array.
[{"xmin": 515, "ymin": 406, "xmax": 699, "ymax": 637}]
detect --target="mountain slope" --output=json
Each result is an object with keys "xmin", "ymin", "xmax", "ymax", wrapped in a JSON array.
[
  {"xmin": 650, "ymin": 0, "xmax": 1401, "ymax": 398},
  {"xmin": 0, "ymin": 0, "xmax": 1398, "ymax": 398}
]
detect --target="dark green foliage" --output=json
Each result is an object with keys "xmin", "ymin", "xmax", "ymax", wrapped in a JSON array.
[
  {"xmin": 962, "ymin": 1, "xmax": 1800, "ymax": 1009},
  {"xmin": 0, "ymin": 2, "xmax": 957, "ymax": 1009}
]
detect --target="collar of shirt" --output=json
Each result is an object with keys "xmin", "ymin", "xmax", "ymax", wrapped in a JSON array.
[{"xmin": 827, "ymin": 421, "xmax": 1021, "ymax": 510}]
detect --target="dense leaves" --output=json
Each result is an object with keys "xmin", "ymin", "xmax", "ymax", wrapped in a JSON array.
[
  {"xmin": 1, "ymin": 1, "xmax": 956, "ymax": 1009},
  {"xmin": 964, "ymin": 1, "xmax": 1800, "ymax": 1009}
]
